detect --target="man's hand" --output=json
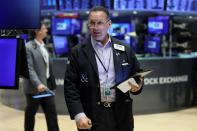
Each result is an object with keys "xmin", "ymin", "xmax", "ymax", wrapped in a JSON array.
[
  {"xmin": 76, "ymin": 117, "xmax": 92, "ymax": 130},
  {"xmin": 129, "ymin": 77, "xmax": 144, "ymax": 92},
  {"xmin": 37, "ymin": 84, "xmax": 47, "ymax": 92}
]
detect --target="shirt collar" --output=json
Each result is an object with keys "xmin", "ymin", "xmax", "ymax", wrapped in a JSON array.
[
  {"xmin": 91, "ymin": 35, "xmax": 112, "ymax": 49},
  {"xmin": 34, "ymin": 39, "xmax": 45, "ymax": 47}
]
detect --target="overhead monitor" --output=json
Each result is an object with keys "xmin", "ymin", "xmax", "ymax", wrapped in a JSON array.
[
  {"xmin": 114, "ymin": 0, "xmax": 165, "ymax": 11},
  {"xmin": 41, "ymin": 0, "xmax": 57, "ymax": 11},
  {"xmin": 0, "ymin": 0, "xmax": 40, "ymax": 29},
  {"xmin": 59, "ymin": 0, "xmax": 112, "ymax": 10},
  {"xmin": 59, "ymin": 0, "xmax": 73, "ymax": 10},
  {"xmin": 166, "ymin": 0, "xmax": 197, "ymax": 13}
]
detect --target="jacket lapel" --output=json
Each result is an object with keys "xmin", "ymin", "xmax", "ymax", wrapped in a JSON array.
[
  {"xmin": 31, "ymin": 41, "xmax": 46, "ymax": 64},
  {"xmin": 111, "ymin": 38, "xmax": 123, "ymax": 84},
  {"xmin": 81, "ymin": 40, "xmax": 99, "ymax": 76}
]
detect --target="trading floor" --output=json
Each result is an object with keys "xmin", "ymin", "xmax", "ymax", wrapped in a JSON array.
[{"xmin": 0, "ymin": 102, "xmax": 197, "ymax": 131}]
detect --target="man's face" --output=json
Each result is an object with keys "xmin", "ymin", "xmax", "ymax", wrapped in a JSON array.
[
  {"xmin": 88, "ymin": 11, "xmax": 111, "ymax": 43},
  {"xmin": 37, "ymin": 24, "xmax": 48, "ymax": 39}
]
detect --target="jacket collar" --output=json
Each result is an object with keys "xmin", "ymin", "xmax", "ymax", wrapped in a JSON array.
[{"xmin": 31, "ymin": 40, "xmax": 38, "ymax": 49}]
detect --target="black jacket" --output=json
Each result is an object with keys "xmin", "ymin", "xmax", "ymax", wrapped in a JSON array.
[{"xmin": 64, "ymin": 37, "xmax": 142, "ymax": 129}]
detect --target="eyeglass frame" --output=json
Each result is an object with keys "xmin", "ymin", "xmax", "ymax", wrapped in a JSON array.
[{"xmin": 87, "ymin": 19, "xmax": 110, "ymax": 28}]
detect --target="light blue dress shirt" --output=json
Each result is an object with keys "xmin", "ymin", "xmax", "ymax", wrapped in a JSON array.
[{"xmin": 91, "ymin": 36, "xmax": 116, "ymax": 102}]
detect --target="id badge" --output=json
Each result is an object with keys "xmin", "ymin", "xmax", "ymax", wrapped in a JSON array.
[{"xmin": 104, "ymin": 87, "xmax": 111, "ymax": 96}]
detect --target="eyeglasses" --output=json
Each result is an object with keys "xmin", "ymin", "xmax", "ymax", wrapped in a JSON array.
[{"xmin": 87, "ymin": 19, "xmax": 110, "ymax": 28}]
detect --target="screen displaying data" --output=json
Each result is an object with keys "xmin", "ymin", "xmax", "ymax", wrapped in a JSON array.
[
  {"xmin": 166, "ymin": 0, "xmax": 197, "ymax": 12},
  {"xmin": 59, "ymin": 0, "xmax": 112, "ymax": 10},
  {"xmin": 114, "ymin": 0, "xmax": 164, "ymax": 11}
]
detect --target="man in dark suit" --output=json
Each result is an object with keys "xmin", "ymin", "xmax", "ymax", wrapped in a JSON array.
[
  {"xmin": 64, "ymin": 6, "xmax": 143, "ymax": 131},
  {"xmin": 23, "ymin": 23, "xmax": 59, "ymax": 131}
]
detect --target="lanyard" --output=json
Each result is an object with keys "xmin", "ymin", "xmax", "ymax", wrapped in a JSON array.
[{"xmin": 93, "ymin": 48, "xmax": 112, "ymax": 74}]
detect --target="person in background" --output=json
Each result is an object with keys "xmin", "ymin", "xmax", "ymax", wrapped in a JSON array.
[
  {"xmin": 23, "ymin": 23, "xmax": 59, "ymax": 131},
  {"xmin": 64, "ymin": 6, "xmax": 144, "ymax": 131}
]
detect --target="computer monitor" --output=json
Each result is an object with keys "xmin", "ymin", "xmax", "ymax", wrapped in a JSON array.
[
  {"xmin": 0, "ymin": 36, "xmax": 19, "ymax": 89},
  {"xmin": 52, "ymin": 35, "xmax": 69, "ymax": 56},
  {"xmin": 109, "ymin": 23, "xmax": 132, "ymax": 45},
  {"xmin": 51, "ymin": 17, "xmax": 82, "ymax": 35},
  {"xmin": 41, "ymin": 0, "xmax": 57, "ymax": 11},
  {"xmin": 148, "ymin": 16, "xmax": 169, "ymax": 35},
  {"xmin": 0, "ymin": 0, "xmax": 40, "ymax": 29},
  {"xmin": 59, "ymin": 0, "xmax": 112, "ymax": 10},
  {"xmin": 109, "ymin": 23, "xmax": 132, "ymax": 36},
  {"xmin": 114, "ymin": 0, "xmax": 165, "ymax": 11},
  {"xmin": 166, "ymin": 0, "xmax": 197, "ymax": 13},
  {"xmin": 144, "ymin": 36, "xmax": 161, "ymax": 54},
  {"xmin": 59, "ymin": 0, "xmax": 80, "ymax": 10}
]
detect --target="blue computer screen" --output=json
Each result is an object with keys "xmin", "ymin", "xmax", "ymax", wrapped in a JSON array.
[
  {"xmin": 0, "ymin": 38, "xmax": 18, "ymax": 88},
  {"xmin": 109, "ymin": 23, "xmax": 132, "ymax": 36},
  {"xmin": 59, "ymin": 0, "xmax": 112, "ymax": 10},
  {"xmin": 41, "ymin": 0, "xmax": 57, "ymax": 10},
  {"xmin": 51, "ymin": 17, "xmax": 82, "ymax": 35},
  {"xmin": 148, "ymin": 16, "xmax": 169, "ymax": 34},
  {"xmin": 166, "ymin": 0, "xmax": 197, "ymax": 12},
  {"xmin": 59, "ymin": 0, "xmax": 80, "ymax": 10},
  {"xmin": 144, "ymin": 36, "xmax": 161, "ymax": 54},
  {"xmin": 114, "ymin": 0, "xmax": 164, "ymax": 11},
  {"xmin": 52, "ymin": 36, "xmax": 69, "ymax": 55},
  {"xmin": 109, "ymin": 23, "xmax": 132, "ymax": 45},
  {"xmin": 0, "ymin": 0, "xmax": 40, "ymax": 29}
]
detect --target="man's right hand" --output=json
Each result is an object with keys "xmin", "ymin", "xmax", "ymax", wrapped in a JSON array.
[
  {"xmin": 37, "ymin": 84, "xmax": 46, "ymax": 92},
  {"xmin": 76, "ymin": 117, "xmax": 92, "ymax": 129}
]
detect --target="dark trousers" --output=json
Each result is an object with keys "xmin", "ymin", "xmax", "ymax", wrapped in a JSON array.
[
  {"xmin": 78, "ymin": 103, "xmax": 133, "ymax": 131},
  {"xmin": 24, "ymin": 95, "xmax": 59, "ymax": 131}
]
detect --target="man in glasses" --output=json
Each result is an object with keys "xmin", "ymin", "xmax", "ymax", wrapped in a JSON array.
[{"xmin": 64, "ymin": 6, "xmax": 143, "ymax": 131}]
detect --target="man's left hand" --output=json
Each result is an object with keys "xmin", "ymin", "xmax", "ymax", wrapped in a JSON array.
[{"xmin": 128, "ymin": 77, "xmax": 144, "ymax": 92}]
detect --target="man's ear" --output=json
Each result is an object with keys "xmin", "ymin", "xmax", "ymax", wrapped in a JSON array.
[
  {"xmin": 34, "ymin": 29, "xmax": 39, "ymax": 35},
  {"xmin": 108, "ymin": 20, "xmax": 112, "ymax": 27}
]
